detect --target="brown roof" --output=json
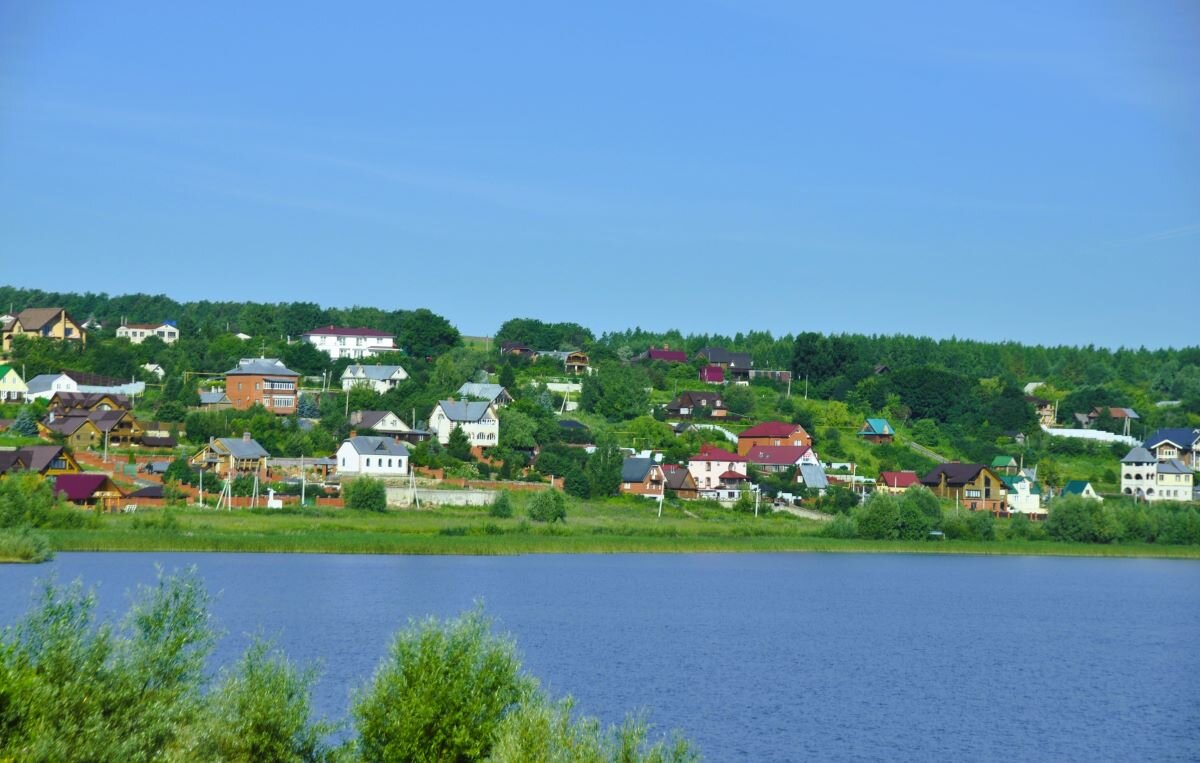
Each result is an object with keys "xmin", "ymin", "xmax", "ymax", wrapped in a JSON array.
[
  {"xmin": 0, "ymin": 451, "xmax": 29, "ymax": 474},
  {"xmin": 920, "ymin": 463, "xmax": 989, "ymax": 488},
  {"xmin": 15, "ymin": 307, "xmax": 67, "ymax": 331},
  {"xmin": 13, "ymin": 445, "xmax": 70, "ymax": 474}
]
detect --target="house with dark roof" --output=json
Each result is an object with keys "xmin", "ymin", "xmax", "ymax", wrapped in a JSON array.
[
  {"xmin": 666, "ymin": 390, "xmax": 727, "ymax": 419},
  {"xmin": 10, "ymin": 445, "xmax": 81, "ymax": 476},
  {"xmin": 38, "ymin": 409, "xmax": 144, "ymax": 450},
  {"xmin": 1083, "ymin": 406, "xmax": 1140, "ymax": 436},
  {"xmin": 500, "ymin": 342, "xmax": 538, "ymax": 360},
  {"xmin": 53, "ymin": 473, "xmax": 124, "ymax": 511},
  {"xmin": 337, "ymin": 436, "xmax": 410, "ymax": 478},
  {"xmin": 198, "ymin": 390, "xmax": 233, "ymax": 410},
  {"xmin": 190, "ymin": 433, "xmax": 271, "ymax": 477},
  {"xmin": 0, "ymin": 451, "xmax": 30, "ymax": 476},
  {"xmin": 620, "ymin": 457, "xmax": 665, "ymax": 498},
  {"xmin": 48, "ymin": 392, "xmax": 131, "ymax": 415},
  {"xmin": 920, "ymin": 463, "xmax": 1008, "ymax": 515},
  {"xmin": 1143, "ymin": 428, "xmax": 1200, "ymax": 469},
  {"xmin": 428, "ymin": 400, "xmax": 499, "ymax": 448},
  {"xmin": 737, "ymin": 421, "xmax": 812, "ymax": 454},
  {"xmin": 857, "ymin": 418, "xmax": 895, "ymax": 444},
  {"xmin": 662, "ymin": 464, "xmax": 699, "ymax": 500},
  {"xmin": 1, "ymin": 307, "xmax": 85, "ymax": 352},
  {"xmin": 302, "ymin": 325, "xmax": 396, "ymax": 360},
  {"xmin": 224, "ymin": 358, "xmax": 300, "ymax": 415},
  {"xmin": 876, "ymin": 470, "xmax": 921, "ymax": 495},
  {"xmin": 699, "ymin": 365, "xmax": 725, "ymax": 384},
  {"xmin": 695, "ymin": 347, "xmax": 752, "ymax": 381}
]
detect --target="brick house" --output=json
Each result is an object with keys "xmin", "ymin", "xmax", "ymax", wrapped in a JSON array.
[
  {"xmin": 620, "ymin": 457, "xmax": 665, "ymax": 498},
  {"xmin": 224, "ymin": 358, "xmax": 301, "ymax": 415},
  {"xmin": 737, "ymin": 421, "xmax": 813, "ymax": 455}
]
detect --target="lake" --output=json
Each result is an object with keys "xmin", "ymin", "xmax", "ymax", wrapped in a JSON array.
[{"xmin": 2, "ymin": 552, "xmax": 1198, "ymax": 761}]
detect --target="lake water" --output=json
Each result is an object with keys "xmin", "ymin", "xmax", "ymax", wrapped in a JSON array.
[{"xmin": 2, "ymin": 552, "xmax": 1198, "ymax": 761}]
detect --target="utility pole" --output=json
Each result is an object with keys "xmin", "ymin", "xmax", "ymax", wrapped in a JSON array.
[{"xmin": 300, "ymin": 454, "xmax": 306, "ymax": 507}]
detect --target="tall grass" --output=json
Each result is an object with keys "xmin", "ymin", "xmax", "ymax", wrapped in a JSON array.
[{"xmin": 0, "ymin": 527, "xmax": 54, "ymax": 563}]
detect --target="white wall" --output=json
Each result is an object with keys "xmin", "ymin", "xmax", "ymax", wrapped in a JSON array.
[{"xmin": 336, "ymin": 442, "xmax": 409, "ymax": 476}]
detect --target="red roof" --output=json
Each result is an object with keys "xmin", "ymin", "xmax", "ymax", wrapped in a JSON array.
[
  {"xmin": 739, "ymin": 421, "xmax": 804, "ymax": 439},
  {"xmin": 744, "ymin": 445, "xmax": 812, "ymax": 466},
  {"xmin": 692, "ymin": 444, "xmax": 746, "ymax": 462},
  {"xmin": 53, "ymin": 473, "xmax": 119, "ymax": 502},
  {"xmin": 879, "ymin": 471, "xmax": 920, "ymax": 489},
  {"xmin": 648, "ymin": 347, "xmax": 687, "ymax": 362},
  {"xmin": 719, "ymin": 470, "xmax": 748, "ymax": 480},
  {"xmin": 700, "ymin": 365, "xmax": 725, "ymax": 383},
  {"xmin": 302, "ymin": 325, "xmax": 394, "ymax": 338}
]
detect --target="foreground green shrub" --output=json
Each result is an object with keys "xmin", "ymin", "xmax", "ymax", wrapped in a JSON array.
[
  {"xmin": 528, "ymin": 489, "xmax": 568, "ymax": 523},
  {"xmin": 0, "ymin": 527, "xmax": 53, "ymax": 562},
  {"xmin": 0, "ymin": 474, "xmax": 92, "ymax": 530},
  {"xmin": 353, "ymin": 608, "xmax": 536, "ymax": 762},
  {"xmin": 343, "ymin": 476, "xmax": 388, "ymax": 512},
  {"xmin": 489, "ymin": 491, "xmax": 514, "ymax": 518}
]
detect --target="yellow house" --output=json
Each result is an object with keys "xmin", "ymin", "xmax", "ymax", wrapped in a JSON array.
[
  {"xmin": 12, "ymin": 445, "xmax": 82, "ymax": 476},
  {"xmin": 2, "ymin": 308, "xmax": 86, "ymax": 352},
  {"xmin": 0, "ymin": 364, "xmax": 27, "ymax": 402}
]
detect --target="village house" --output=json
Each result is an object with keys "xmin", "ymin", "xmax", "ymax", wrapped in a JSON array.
[
  {"xmin": 0, "ymin": 364, "xmax": 27, "ymax": 402},
  {"xmin": 743, "ymin": 445, "xmax": 819, "ymax": 475},
  {"xmin": 0, "ymin": 451, "xmax": 30, "ymax": 477},
  {"xmin": 666, "ymin": 390, "xmax": 727, "ymax": 419},
  {"xmin": 857, "ymin": 418, "xmax": 895, "ymax": 444},
  {"xmin": 1060, "ymin": 480, "xmax": 1102, "ymax": 501},
  {"xmin": 7, "ymin": 445, "xmax": 81, "ymax": 476},
  {"xmin": 1143, "ymin": 428, "xmax": 1200, "ymax": 469},
  {"xmin": 1000, "ymin": 474, "xmax": 1045, "ymax": 518},
  {"xmin": 190, "ymin": 433, "xmax": 271, "ymax": 477},
  {"xmin": 1120, "ymin": 446, "xmax": 1193, "ymax": 502},
  {"xmin": 1024, "ymin": 395, "xmax": 1056, "ymax": 427},
  {"xmin": 428, "ymin": 400, "xmax": 499, "ymax": 447},
  {"xmin": 1082, "ymin": 406, "xmax": 1140, "ymax": 436},
  {"xmin": 48, "ymin": 392, "xmax": 131, "ymax": 415},
  {"xmin": 116, "ymin": 321, "xmax": 179, "ymax": 344},
  {"xmin": 224, "ymin": 358, "xmax": 300, "ymax": 414},
  {"xmin": 920, "ymin": 463, "xmax": 1009, "ymax": 515},
  {"xmin": 662, "ymin": 464, "xmax": 700, "ymax": 499},
  {"xmin": 695, "ymin": 347, "xmax": 752, "ymax": 382},
  {"xmin": 798, "ymin": 463, "xmax": 830, "ymax": 497},
  {"xmin": 499, "ymin": 341, "xmax": 537, "ymax": 360},
  {"xmin": 24, "ymin": 371, "xmax": 145, "ymax": 401},
  {"xmin": 620, "ymin": 457, "xmax": 666, "ymax": 498},
  {"xmin": 876, "ymin": 470, "xmax": 921, "ymax": 495},
  {"xmin": 564, "ymin": 351, "xmax": 590, "ymax": 375},
  {"xmin": 340, "ymin": 364, "xmax": 409, "ymax": 393},
  {"xmin": 637, "ymin": 346, "xmax": 688, "ymax": 363},
  {"xmin": 38, "ymin": 409, "xmax": 144, "ymax": 451},
  {"xmin": 737, "ymin": 421, "xmax": 813, "ymax": 454},
  {"xmin": 688, "ymin": 444, "xmax": 748, "ymax": 498},
  {"xmin": 198, "ymin": 389, "xmax": 233, "ymax": 410},
  {"xmin": 302, "ymin": 325, "xmax": 396, "ymax": 360},
  {"xmin": 337, "ymin": 436, "xmax": 410, "ymax": 478},
  {"xmin": 990, "ymin": 455, "xmax": 1019, "ymax": 475},
  {"xmin": 53, "ymin": 473, "xmax": 125, "ymax": 512},
  {"xmin": 1, "ymin": 308, "xmax": 86, "ymax": 352},
  {"xmin": 456, "ymin": 383, "xmax": 514, "ymax": 408}
]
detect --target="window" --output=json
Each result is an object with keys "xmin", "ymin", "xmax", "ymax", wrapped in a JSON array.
[
  {"xmin": 366, "ymin": 458, "xmax": 371, "ymax": 467},
  {"xmin": 387, "ymin": 458, "xmax": 393, "ymax": 468}
]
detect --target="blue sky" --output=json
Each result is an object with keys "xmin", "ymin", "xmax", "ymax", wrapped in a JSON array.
[{"xmin": 1, "ymin": 1, "xmax": 1197, "ymax": 347}]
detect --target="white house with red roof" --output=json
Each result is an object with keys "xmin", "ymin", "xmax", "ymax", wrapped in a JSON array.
[
  {"xmin": 302, "ymin": 325, "xmax": 396, "ymax": 360},
  {"xmin": 743, "ymin": 445, "xmax": 819, "ymax": 475},
  {"xmin": 687, "ymin": 444, "xmax": 748, "ymax": 498}
]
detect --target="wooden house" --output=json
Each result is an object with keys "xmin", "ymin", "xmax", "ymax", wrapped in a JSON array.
[
  {"xmin": 857, "ymin": 418, "xmax": 895, "ymax": 444},
  {"xmin": 920, "ymin": 463, "xmax": 1008, "ymax": 515},
  {"xmin": 53, "ymin": 473, "xmax": 125, "ymax": 512}
]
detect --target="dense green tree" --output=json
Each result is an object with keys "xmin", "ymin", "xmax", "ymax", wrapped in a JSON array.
[
  {"xmin": 446, "ymin": 427, "xmax": 472, "ymax": 461},
  {"xmin": 343, "ymin": 476, "xmax": 388, "ymax": 512},
  {"xmin": 585, "ymin": 436, "xmax": 624, "ymax": 498},
  {"xmin": 528, "ymin": 489, "xmax": 568, "ymax": 523},
  {"xmin": 581, "ymin": 363, "xmax": 651, "ymax": 421}
]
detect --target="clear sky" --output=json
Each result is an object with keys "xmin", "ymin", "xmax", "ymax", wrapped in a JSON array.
[{"xmin": 1, "ymin": 2, "xmax": 1197, "ymax": 347}]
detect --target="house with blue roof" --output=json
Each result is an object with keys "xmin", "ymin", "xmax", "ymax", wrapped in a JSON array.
[
  {"xmin": 1143, "ymin": 427, "xmax": 1200, "ymax": 470},
  {"xmin": 857, "ymin": 418, "xmax": 895, "ymax": 444}
]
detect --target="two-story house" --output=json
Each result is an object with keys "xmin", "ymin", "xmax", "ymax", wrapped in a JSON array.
[
  {"xmin": 341, "ymin": 364, "xmax": 409, "ymax": 393},
  {"xmin": 1000, "ymin": 474, "xmax": 1045, "ymax": 518},
  {"xmin": 667, "ymin": 390, "xmax": 727, "ymax": 419},
  {"xmin": 190, "ymin": 433, "xmax": 270, "ymax": 477},
  {"xmin": 620, "ymin": 457, "xmax": 665, "ymax": 498},
  {"xmin": 743, "ymin": 445, "xmax": 819, "ymax": 475},
  {"xmin": 302, "ymin": 325, "xmax": 396, "ymax": 360},
  {"xmin": 737, "ymin": 421, "xmax": 813, "ymax": 454},
  {"xmin": 687, "ymin": 444, "xmax": 748, "ymax": 498},
  {"xmin": 1024, "ymin": 395, "xmax": 1056, "ymax": 427},
  {"xmin": 428, "ymin": 400, "xmax": 499, "ymax": 448},
  {"xmin": 920, "ymin": 463, "xmax": 1008, "ymax": 515},
  {"xmin": 1, "ymin": 308, "xmax": 86, "ymax": 352},
  {"xmin": 695, "ymin": 347, "xmax": 752, "ymax": 382},
  {"xmin": 0, "ymin": 364, "xmax": 27, "ymax": 402},
  {"xmin": 1143, "ymin": 428, "xmax": 1200, "ymax": 470},
  {"xmin": 116, "ymin": 321, "xmax": 179, "ymax": 344},
  {"xmin": 224, "ymin": 358, "xmax": 300, "ymax": 414},
  {"xmin": 337, "ymin": 436, "xmax": 409, "ymax": 478},
  {"xmin": 456, "ymin": 383, "xmax": 513, "ymax": 408}
]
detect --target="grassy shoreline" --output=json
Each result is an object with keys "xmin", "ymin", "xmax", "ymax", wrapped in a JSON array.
[{"xmin": 36, "ymin": 504, "xmax": 1200, "ymax": 560}]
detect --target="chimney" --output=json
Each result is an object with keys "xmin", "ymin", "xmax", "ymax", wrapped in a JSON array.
[
  {"xmin": 349, "ymin": 429, "xmax": 358, "ymax": 438},
  {"xmin": 242, "ymin": 431, "xmax": 251, "ymax": 442}
]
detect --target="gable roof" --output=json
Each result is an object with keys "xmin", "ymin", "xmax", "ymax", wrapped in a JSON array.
[
  {"xmin": 695, "ymin": 347, "xmax": 752, "ymax": 368},
  {"xmin": 456, "ymin": 383, "xmax": 511, "ymax": 402},
  {"xmin": 303, "ymin": 325, "xmax": 394, "ymax": 338},
  {"xmin": 664, "ymin": 466, "xmax": 696, "ymax": 491},
  {"xmin": 1144, "ymin": 428, "xmax": 1200, "ymax": 450},
  {"xmin": 437, "ymin": 400, "xmax": 493, "ymax": 422},
  {"xmin": 700, "ymin": 365, "xmax": 725, "ymax": 383},
  {"xmin": 878, "ymin": 471, "xmax": 920, "ymax": 489},
  {"xmin": 646, "ymin": 347, "xmax": 688, "ymax": 363},
  {"xmin": 129, "ymin": 484, "xmax": 165, "ymax": 499},
  {"xmin": 342, "ymin": 364, "xmax": 407, "ymax": 381},
  {"xmin": 344, "ymin": 436, "xmax": 409, "ymax": 457},
  {"xmin": 14, "ymin": 445, "xmax": 71, "ymax": 474},
  {"xmin": 50, "ymin": 392, "xmax": 132, "ymax": 411},
  {"xmin": 15, "ymin": 307, "xmax": 69, "ymax": 331},
  {"xmin": 798, "ymin": 463, "xmax": 829, "ymax": 490},
  {"xmin": 990, "ymin": 456, "xmax": 1018, "ymax": 468},
  {"xmin": 859, "ymin": 418, "xmax": 894, "ymax": 436},
  {"xmin": 920, "ymin": 463, "xmax": 990, "ymax": 488},
  {"xmin": 1090, "ymin": 406, "xmax": 1139, "ymax": 420},
  {"xmin": 53, "ymin": 473, "xmax": 120, "ymax": 501},
  {"xmin": 739, "ymin": 421, "xmax": 804, "ymax": 439},
  {"xmin": 621, "ymin": 457, "xmax": 657, "ymax": 482},
  {"xmin": 1061, "ymin": 480, "xmax": 1092, "ymax": 496},
  {"xmin": 225, "ymin": 358, "xmax": 300, "ymax": 377},
  {"xmin": 691, "ymin": 444, "xmax": 745, "ymax": 463},
  {"xmin": 743, "ymin": 445, "xmax": 813, "ymax": 466},
  {"xmin": 0, "ymin": 451, "xmax": 29, "ymax": 474},
  {"xmin": 213, "ymin": 437, "xmax": 270, "ymax": 460},
  {"xmin": 668, "ymin": 390, "xmax": 725, "ymax": 410},
  {"xmin": 199, "ymin": 391, "xmax": 231, "ymax": 405},
  {"xmin": 1157, "ymin": 459, "xmax": 1192, "ymax": 475},
  {"xmin": 999, "ymin": 475, "xmax": 1042, "ymax": 495}
]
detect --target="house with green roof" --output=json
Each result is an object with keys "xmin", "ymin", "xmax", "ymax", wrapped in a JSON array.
[
  {"xmin": 990, "ymin": 455, "xmax": 1019, "ymax": 475},
  {"xmin": 1000, "ymin": 474, "xmax": 1045, "ymax": 517},
  {"xmin": 1060, "ymin": 480, "xmax": 1102, "ymax": 502},
  {"xmin": 0, "ymin": 364, "xmax": 27, "ymax": 403},
  {"xmin": 857, "ymin": 418, "xmax": 894, "ymax": 444}
]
